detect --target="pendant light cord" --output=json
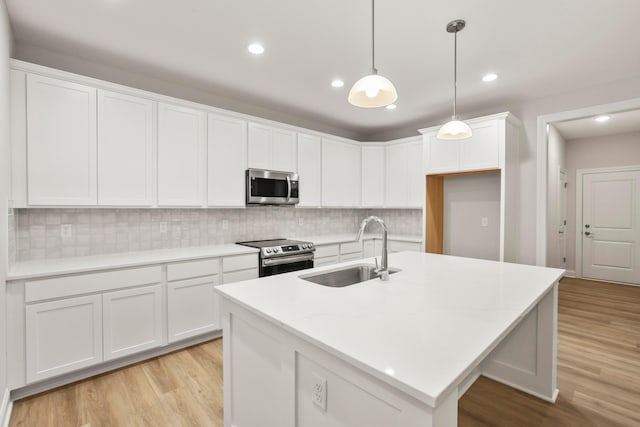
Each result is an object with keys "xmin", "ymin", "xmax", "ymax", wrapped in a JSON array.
[
  {"xmin": 453, "ymin": 29, "xmax": 457, "ymax": 119},
  {"xmin": 371, "ymin": 0, "xmax": 376, "ymax": 74}
]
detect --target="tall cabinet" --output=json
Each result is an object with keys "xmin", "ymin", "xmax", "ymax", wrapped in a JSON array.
[{"xmin": 420, "ymin": 112, "xmax": 522, "ymax": 262}]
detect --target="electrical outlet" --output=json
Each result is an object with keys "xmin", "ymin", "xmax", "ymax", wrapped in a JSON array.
[
  {"xmin": 222, "ymin": 219, "xmax": 229, "ymax": 230},
  {"xmin": 312, "ymin": 373, "xmax": 327, "ymax": 411},
  {"xmin": 481, "ymin": 217, "xmax": 489, "ymax": 227},
  {"xmin": 60, "ymin": 224, "xmax": 73, "ymax": 238},
  {"xmin": 160, "ymin": 222, "xmax": 168, "ymax": 233}
]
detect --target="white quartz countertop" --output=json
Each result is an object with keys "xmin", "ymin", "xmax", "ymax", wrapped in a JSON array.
[
  {"xmin": 216, "ymin": 252, "xmax": 564, "ymax": 406},
  {"xmin": 8, "ymin": 244, "xmax": 259, "ymax": 280},
  {"xmin": 294, "ymin": 233, "xmax": 422, "ymax": 245}
]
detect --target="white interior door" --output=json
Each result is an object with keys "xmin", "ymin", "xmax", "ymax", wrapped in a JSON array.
[
  {"xmin": 582, "ymin": 170, "xmax": 640, "ymax": 284},
  {"xmin": 557, "ymin": 170, "xmax": 567, "ymax": 269}
]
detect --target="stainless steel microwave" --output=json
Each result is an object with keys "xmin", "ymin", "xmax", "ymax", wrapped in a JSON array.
[{"xmin": 246, "ymin": 169, "xmax": 299, "ymax": 206}]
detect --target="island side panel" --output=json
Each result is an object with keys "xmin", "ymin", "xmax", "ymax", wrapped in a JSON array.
[
  {"xmin": 221, "ymin": 298, "xmax": 457, "ymax": 427},
  {"xmin": 481, "ymin": 283, "xmax": 559, "ymax": 402}
]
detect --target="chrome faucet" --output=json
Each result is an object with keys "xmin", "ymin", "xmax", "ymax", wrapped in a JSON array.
[{"xmin": 356, "ymin": 216, "xmax": 389, "ymax": 281}]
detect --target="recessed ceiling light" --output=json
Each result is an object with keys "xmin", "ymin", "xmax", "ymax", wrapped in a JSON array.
[
  {"xmin": 331, "ymin": 79, "xmax": 344, "ymax": 88},
  {"xmin": 247, "ymin": 43, "xmax": 265, "ymax": 55},
  {"xmin": 385, "ymin": 104, "xmax": 397, "ymax": 110},
  {"xmin": 594, "ymin": 115, "xmax": 610, "ymax": 123},
  {"xmin": 482, "ymin": 73, "xmax": 499, "ymax": 82}
]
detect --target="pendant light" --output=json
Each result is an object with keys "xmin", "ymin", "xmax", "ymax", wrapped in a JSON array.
[
  {"xmin": 348, "ymin": 0, "xmax": 398, "ymax": 108},
  {"xmin": 437, "ymin": 19, "xmax": 473, "ymax": 140}
]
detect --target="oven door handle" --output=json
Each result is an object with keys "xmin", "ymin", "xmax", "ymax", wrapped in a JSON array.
[
  {"xmin": 262, "ymin": 253, "xmax": 314, "ymax": 267},
  {"xmin": 286, "ymin": 175, "xmax": 291, "ymax": 201}
]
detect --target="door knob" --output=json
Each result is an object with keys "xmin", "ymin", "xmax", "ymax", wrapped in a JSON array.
[
  {"xmin": 585, "ymin": 231, "xmax": 591, "ymax": 236},
  {"xmin": 585, "ymin": 224, "xmax": 590, "ymax": 228}
]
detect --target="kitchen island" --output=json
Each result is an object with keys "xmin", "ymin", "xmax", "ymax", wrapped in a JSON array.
[{"xmin": 216, "ymin": 252, "xmax": 564, "ymax": 427}]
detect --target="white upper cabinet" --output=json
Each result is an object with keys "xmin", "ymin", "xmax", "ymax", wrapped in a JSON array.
[
  {"xmin": 157, "ymin": 103, "xmax": 206, "ymax": 206},
  {"xmin": 384, "ymin": 137, "xmax": 422, "ymax": 208},
  {"xmin": 406, "ymin": 139, "xmax": 424, "ymax": 207},
  {"xmin": 248, "ymin": 122, "xmax": 297, "ymax": 172},
  {"xmin": 385, "ymin": 143, "xmax": 408, "ymax": 207},
  {"xmin": 97, "ymin": 90, "xmax": 154, "ymax": 206},
  {"xmin": 361, "ymin": 145, "xmax": 385, "ymax": 207},
  {"xmin": 208, "ymin": 113, "xmax": 247, "ymax": 207},
  {"xmin": 297, "ymin": 133, "xmax": 322, "ymax": 207},
  {"xmin": 322, "ymin": 138, "xmax": 361, "ymax": 207},
  {"xmin": 422, "ymin": 116, "xmax": 503, "ymax": 174},
  {"xmin": 26, "ymin": 74, "xmax": 97, "ymax": 205}
]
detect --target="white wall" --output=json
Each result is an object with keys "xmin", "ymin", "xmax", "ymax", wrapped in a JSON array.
[
  {"xmin": 1, "ymin": 0, "xmax": 14, "ymax": 409},
  {"xmin": 443, "ymin": 173, "xmax": 501, "ymax": 261},
  {"xmin": 565, "ymin": 131, "xmax": 640, "ymax": 274},
  {"xmin": 546, "ymin": 125, "xmax": 566, "ymax": 268}
]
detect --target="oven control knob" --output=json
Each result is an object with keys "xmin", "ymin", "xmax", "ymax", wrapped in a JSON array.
[
  {"xmin": 301, "ymin": 244, "xmax": 307, "ymax": 249},
  {"xmin": 273, "ymin": 247, "xmax": 279, "ymax": 253},
  {"xmin": 265, "ymin": 248, "xmax": 272, "ymax": 254}
]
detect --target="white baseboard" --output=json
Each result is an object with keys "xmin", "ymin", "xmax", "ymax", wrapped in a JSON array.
[
  {"xmin": 0, "ymin": 388, "xmax": 12, "ymax": 427},
  {"xmin": 564, "ymin": 270, "xmax": 577, "ymax": 278}
]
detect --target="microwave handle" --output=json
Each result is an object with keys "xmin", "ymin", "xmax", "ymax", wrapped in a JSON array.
[{"xmin": 286, "ymin": 175, "xmax": 291, "ymax": 201}]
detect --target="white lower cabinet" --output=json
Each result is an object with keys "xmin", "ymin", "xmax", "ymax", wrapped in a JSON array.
[
  {"xmin": 168, "ymin": 275, "xmax": 220, "ymax": 343},
  {"xmin": 26, "ymin": 294, "xmax": 103, "ymax": 383},
  {"xmin": 103, "ymin": 285, "xmax": 163, "ymax": 361}
]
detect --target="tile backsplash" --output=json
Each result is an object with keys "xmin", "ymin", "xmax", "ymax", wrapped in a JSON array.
[{"xmin": 15, "ymin": 208, "xmax": 422, "ymax": 261}]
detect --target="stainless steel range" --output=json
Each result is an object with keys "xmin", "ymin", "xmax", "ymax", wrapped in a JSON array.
[{"xmin": 236, "ymin": 238, "xmax": 315, "ymax": 277}]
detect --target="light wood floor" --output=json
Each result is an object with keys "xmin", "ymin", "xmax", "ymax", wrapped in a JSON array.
[{"xmin": 10, "ymin": 277, "xmax": 640, "ymax": 426}]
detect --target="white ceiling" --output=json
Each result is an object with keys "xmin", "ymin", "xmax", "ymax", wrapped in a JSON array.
[
  {"xmin": 6, "ymin": 0, "xmax": 640, "ymax": 139},
  {"xmin": 554, "ymin": 109, "xmax": 640, "ymax": 140}
]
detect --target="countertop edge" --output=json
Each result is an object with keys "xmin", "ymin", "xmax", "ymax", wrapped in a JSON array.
[{"xmin": 7, "ymin": 245, "xmax": 260, "ymax": 281}]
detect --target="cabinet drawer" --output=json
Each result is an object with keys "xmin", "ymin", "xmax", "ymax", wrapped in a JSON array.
[
  {"xmin": 389, "ymin": 241, "xmax": 422, "ymax": 253},
  {"xmin": 315, "ymin": 244, "xmax": 339, "ymax": 258},
  {"xmin": 314, "ymin": 256, "xmax": 338, "ymax": 267},
  {"xmin": 167, "ymin": 258, "xmax": 219, "ymax": 281},
  {"xmin": 223, "ymin": 268, "xmax": 259, "ymax": 284},
  {"xmin": 340, "ymin": 252, "xmax": 362, "ymax": 262},
  {"xmin": 223, "ymin": 254, "xmax": 258, "ymax": 272},
  {"xmin": 25, "ymin": 266, "xmax": 162, "ymax": 303},
  {"xmin": 340, "ymin": 241, "xmax": 362, "ymax": 255}
]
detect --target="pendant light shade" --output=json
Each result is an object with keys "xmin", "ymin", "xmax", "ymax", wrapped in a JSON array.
[
  {"xmin": 438, "ymin": 19, "xmax": 472, "ymax": 140},
  {"xmin": 348, "ymin": 70, "xmax": 397, "ymax": 108},
  {"xmin": 437, "ymin": 119, "xmax": 472, "ymax": 139},
  {"xmin": 348, "ymin": 0, "xmax": 398, "ymax": 108}
]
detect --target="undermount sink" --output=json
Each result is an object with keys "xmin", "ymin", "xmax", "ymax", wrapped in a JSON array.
[{"xmin": 299, "ymin": 264, "xmax": 401, "ymax": 287}]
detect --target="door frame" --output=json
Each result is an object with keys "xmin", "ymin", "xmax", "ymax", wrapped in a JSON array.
[
  {"xmin": 558, "ymin": 167, "xmax": 567, "ymax": 269},
  {"xmin": 536, "ymin": 97, "xmax": 640, "ymax": 267},
  {"xmin": 575, "ymin": 165, "xmax": 640, "ymax": 278}
]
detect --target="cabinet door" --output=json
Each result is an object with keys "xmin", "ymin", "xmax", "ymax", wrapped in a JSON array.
[
  {"xmin": 361, "ymin": 146, "xmax": 385, "ymax": 207},
  {"xmin": 208, "ymin": 113, "xmax": 247, "ymax": 207},
  {"xmin": 321, "ymin": 139, "xmax": 361, "ymax": 207},
  {"xmin": 168, "ymin": 276, "xmax": 220, "ymax": 343},
  {"xmin": 385, "ymin": 143, "xmax": 408, "ymax": 207},
  {"xmin": 425, "ymin": 136, "xmax": 459, "ymax": 174},
  {"xmin": 103, "ymin": 285, "xmax": 163, "ymax": 361},
  {"xmin": 406, "ymin": 140, "xmax": 424, "ymax": 207},
  {"xmin": 297, "ymin": 133, "xmax": 322, "ymax": 207},
  {"xmin": 272, "ymin": 128, "xmax": 297, "ymax": 172},
  {"xmin": 247, "ymin": 123, "xmax": 272, "ymax": 169},
  {"xmin": 459, "ymin": 120, "xmax": 499, "ymax": 171},
  {"xmin": 26, "ymin": 294, "xmax": 103, "ymax": 383},
  {"xmin": 26, "ymin": 74, "xmax": 97, "ymax": 205},
  {"xmin": 158, "ymin": 103, "xmax": 206, "ymax": 206},
  {"xmin": 97, "ymin": 90, "xmax": 154, "ymax": 206}
]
